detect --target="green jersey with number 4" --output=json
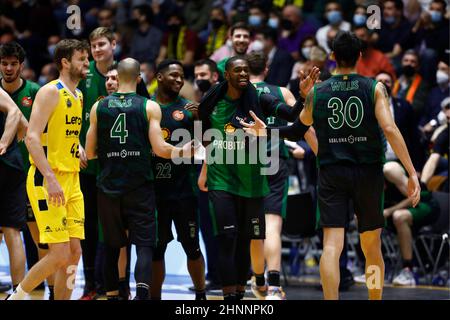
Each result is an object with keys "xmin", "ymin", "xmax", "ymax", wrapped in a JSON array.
[
  {"xmin": 151, "ymin": 96, "xmax": 197, "ymax": 200},
  {"xmin": 313, "ymin": 74, "xmax": 385, "ymax": 167},
  {"xmin": 96, "ymin": 92, "xmax": 153, "ymax": 196}
]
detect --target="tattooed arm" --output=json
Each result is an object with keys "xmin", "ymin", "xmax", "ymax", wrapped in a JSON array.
[{"xmin": 299, "ymin": 88, "xmax": 314, "ymax": 126}]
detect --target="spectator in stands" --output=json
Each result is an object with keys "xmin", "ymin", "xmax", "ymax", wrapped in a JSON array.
[
  {"xmin": 247, "ymin": 4, "xmax": 268, "ymax": 33},
  {"xmin": 355, "ymin": 26, "xmax": 396, "ymax": 80},
  {"xmin": 140, "ymin": 62, "xmax": 157, "ymax": 97},
  {"xmin": 156, "ymin": 11, "xmax": 202, "ymax": 78},
  {"xmin": 374, "ymin": 0, "xmax": 413, "ymax": 67},
  {"xmin": 97, "ymin": 7, "xmax": 117, "ymax": 31},
  {"xmin": 183, "ymin": 0, "xmax": 213, "ymax": 33},
  {"xmin": 392, "ymin": 50, "xmax": 430, "ymax": 119},
  {"xmin": 316, "ymin": 1, "xmax": 351, "ymax": 53},
  {"xmin": 252, "ymin": 27, "xmax": 294, "ymax": 87},
  {"xmin": 421, "ymin": 98, "xmax": 450, "ymax": 192},
  {"xmin": 383, "ymin": 165, "xmax": 440, "ymax": 286},
  {"xmin": 376, "ymin": 71, "xmax": 424, "ymax": 170},
  {"xmin": 37, "ymin": 63, "xmax": 58, "ymax": 86},
  {"xmin": 200, "ymin": 6, "xmax": 229, "ymax": 57},
  {"xmin": 352, "ymin": 5, "xmax": 368, "ymax": 27},
  {"xmin": 420, "ymin": 61, "xmax": 450, "ymax": 138},
  {"xmin": 129, "ymin": 4, "xmax": 163, "ymax": 64},
  {"xmin": 412, "ymin": 0, "xmax": 449, "ymax": 83},
  {"xmin": 278, "ymin": 5, "xmax": 317, "ymax": 60}
]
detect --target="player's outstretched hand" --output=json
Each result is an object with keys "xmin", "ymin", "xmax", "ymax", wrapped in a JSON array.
[
  {"xmin": 180, "ymin": 139, "xmax": 196, "ymax": 158},
  {"xmin": 408, "ymin": 175, "xmax": 421, "ymax": 207},
  {"xmin": 240, "ymin": 111, "xmax": 267, "ymax": 137},
  {"xmin": 299, "ymin": 66, "xmax": 320, "ymax": 98},
  {"xmin": 0, "ymin": 142, "xmax": 8, "ymax": 155}
]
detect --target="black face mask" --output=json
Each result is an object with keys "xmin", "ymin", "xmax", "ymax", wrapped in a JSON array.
[
  {"xmin": 211, "ymin": 18, "xmax": 224, "ymax": 29},
  {"xmin": 168, "ymin": 23, "xmax": 181, "ymax": 32},
  {"xmin": 196, "ymin": 79, "xmax": 212, "ymax": 92},
  {"xmin": 281, "ymin": 19, "xmax": 294, "ymax": 31},
  {"xmin": 402, "ymin": 65, "xmax": 416, "ymax": 78}
]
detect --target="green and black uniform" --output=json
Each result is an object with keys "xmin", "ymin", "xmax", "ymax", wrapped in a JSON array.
[
  {"xmin": 96, "ymin": 92, "xmax": 156, "ymax": 248},
  {"xmin": 255, "ymin": 81, "xmax": 290, "ymax": 218},
  {"xmin": 313, "ymin": 73, "xmax": 385, "ymax": 233},
  {"xmin": 207, "ymin": 95, "xmax": 268, "ymax": 239},
  {"xmin": 150, "ymin": 96, "xmax": 201, "ymax": 260},
  {"xmin": 1, "ymin": 79, "xmax": 40, "ymax": 222},
  {"xmin": 0, "ymin": 80, "xmax": 29, "ymax": 229}
]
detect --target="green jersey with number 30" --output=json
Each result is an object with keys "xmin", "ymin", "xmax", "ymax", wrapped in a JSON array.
[
  {"xmin": 313, "ymin": 74, "xmax": 385, "ymax": 167},
  {"xmin": 151, "ymin": 96, "xmax": 197, "ymax": 200},
  {"xmin": 96, "ymin": 92, "xmax": 153, "ymax": 196}
]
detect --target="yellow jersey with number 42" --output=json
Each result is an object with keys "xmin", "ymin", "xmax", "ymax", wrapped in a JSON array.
[{"xmin": 30, "ymin": 80, "xmax": 83, "ymax": 172}]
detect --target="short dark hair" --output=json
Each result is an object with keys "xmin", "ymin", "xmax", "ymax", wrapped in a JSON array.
[
  {"xmin": 53, "ymin": 39, "xmax": 89, "ymax": 71},
  {"xmin": 403, "ymin": 49, "xmax": 420, "ymax": 63},
  {"xmin": 194, "ymin": 59, "xmax": 218, "ymax": 74},
  {"xmin": 376, "ymin": 70, "xmax": 394, "ymax": 81},
  {"xmin": 383, "ymin": 0, "xmax": 404, "ymax": 11},
  {"xmin": 431, "ymin": 0, "xmax": 447, "ymax": 11},
  {"xmin": 246, "ymin": 51, "xmax": 267, "ymax": 76},
  {"xmin": 230, "ymin": 22, "xmax": 250, "ymax": 36},
  {"xmin": 331, "ymin": 31, "xmax": 361, "ymax": 68},
  {"xmin": 0, "ymin": 41, "xmax": 26, "ymax": 63},
  {"xmin": 225, "ymin": 55, "xmax": 247, "ymax": 71},
  {"xmin": 133, "ymin": 4, "xmax": 153, "ymax": 24},
  {"xmin": 156, "ymin": 59, "xmax": 183, "ymax": 74},
  {"xmin": 261, "ymin": 27, "xmax": 278, "ymax": 43}
]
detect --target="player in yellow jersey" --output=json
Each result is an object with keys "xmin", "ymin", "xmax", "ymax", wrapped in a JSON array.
[{"xmin": 7, "ymin": 39, "xmax": 90, "ymax": 300}]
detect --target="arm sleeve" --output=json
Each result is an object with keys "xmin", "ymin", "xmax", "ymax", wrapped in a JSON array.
[
  {"xmin": 267, "ymin": 118, "xmax": 310, "ymax": 141},
  {"xmin": 259, "ymin": 93, "xmax": 304, "ymax": 122}
]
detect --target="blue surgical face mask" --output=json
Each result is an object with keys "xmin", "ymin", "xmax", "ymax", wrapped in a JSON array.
[
  {"xmin": 384, "ymin": 15, "xmax": 396, "ymax": 25},
  {"xmin": 353, "ymin": 14, "xmax": 367, "ymax": 26},
  {"xmin": 248, "ymin": 15, "xmax": 262, "ymax": 27},
  {"xmin": 47, "ymin": 44, "xmax": 56, "ymax": 57},
  {"xmin": 38, "ymin": 75, "xmax": 48, "ymax": 86},
  {"xmin": 429, "ymin": 10, "xmax": 443, "ymax": 23},
  {"xmin": 268, "ymin": 17, "xmax": 279, "ymax": 29},
  {"xmin": 326, "ymin": 10, "xmax": 342, "ymax": 25}
]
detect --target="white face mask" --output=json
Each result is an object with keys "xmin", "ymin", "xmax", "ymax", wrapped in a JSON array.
[
  {"xmin": 436, "ymin": 70, "xmax": 449, "ymax": 85},
  {"xmin": 251, "ymin": 40, "xmax": 264, "ymax": 52},
  {"xmin": 301, "ymin": 47, "xmax": 311, "ymax": 60}
]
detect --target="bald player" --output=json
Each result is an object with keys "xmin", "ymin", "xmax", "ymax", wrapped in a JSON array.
[{"xmin": 85, "ymin": 58, "xmax": 195, "ymax": 300}]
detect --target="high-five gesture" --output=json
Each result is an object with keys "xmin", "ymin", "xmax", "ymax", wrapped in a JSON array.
[{"xmin": 299, "ymin": 66, "xmax": 320, "ymax": 98}]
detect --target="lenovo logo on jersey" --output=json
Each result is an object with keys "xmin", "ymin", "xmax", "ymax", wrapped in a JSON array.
[{"xmin": 65, "ymin": 115, "xmax": 82, "ymax": 125}]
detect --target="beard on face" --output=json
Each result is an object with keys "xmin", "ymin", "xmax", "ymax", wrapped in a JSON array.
[
  {"xmin": 69, "ymin": 64, "xmax": 86, "ymax": 81},
  {"xmin": 2, "ymin": 69, "xmax": 20, "ymax": 83}
]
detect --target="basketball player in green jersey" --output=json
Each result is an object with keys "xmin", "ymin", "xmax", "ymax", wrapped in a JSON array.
[
  {"xmin": 150, "ymin": 59, "xmax": 206, "ymax": 300},
  {"xmin": 85, "ymin": 58, "xmax": 195, "ymax": 300},
  {"xmin": 246, "ymin": 51, "xmax": 317, "ymax": 300},
  {"xmin": 0, "ymin": 42, "xmax": 45, "ymax": 296},
  {"xmin": 241, "ymin": 31, "xmax": 421, "ymax": 300}
]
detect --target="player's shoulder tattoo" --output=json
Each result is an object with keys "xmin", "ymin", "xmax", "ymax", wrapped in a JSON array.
[
  {"xmin": 304, "ymin": 88, "xmax": 314, "ymax": 112},
  {"xmin": 379, "ymin": 82, "xmax": 389, "ymax": 99}
]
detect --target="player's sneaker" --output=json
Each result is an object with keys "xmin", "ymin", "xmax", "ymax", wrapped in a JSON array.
[
  {"xmin": 79, "ymin": 290, "xmax": 99, "ymax": 300},
  {"xmin": 393, "ymin": 267, "xmax": 416, "ymax": 286},
  {"xmin": 265, "ymin": 286, "xmax": 286, "ymax": 300},
  {"xmin": 250, "ymin": 277, "xmax": 267, "ymax": 300}
]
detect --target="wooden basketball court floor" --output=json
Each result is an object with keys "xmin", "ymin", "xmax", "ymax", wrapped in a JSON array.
[{"xmin": 1, "ymin": 271, "xmax": 448, "ymax": 300}]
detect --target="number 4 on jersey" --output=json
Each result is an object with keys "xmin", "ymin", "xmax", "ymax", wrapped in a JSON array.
[{"xmin": 111, "ymin": 113, "xmax": 128, "ymax": 144}]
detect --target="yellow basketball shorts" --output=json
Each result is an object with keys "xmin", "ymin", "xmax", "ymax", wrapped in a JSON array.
[{"xmin": 27, "ymin": 165, "xmax": 85, "ymax": 244}]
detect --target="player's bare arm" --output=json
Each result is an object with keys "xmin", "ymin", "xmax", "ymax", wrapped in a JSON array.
[
  {"xmin": 375, "ymin": 82, "xmax": 420, "ymax": 207},
  {"xmin": 17, "ymin": 114, "xmax": 29, "ymax": 142},
  {"xmin": 0, "ymin": 87, "xmax": 22, "ymax": 155},
  {"xmin": 85, "ymin": 101, "xmax": 99, "ymax": 160},
  {"xmin": 146, "ymin": 100, "xmax": 194, "ymax": 159},
  {"xmin": 299, "ymin": 88, "xmax": 314, "ymax": 126},
  {"xmin": 25, "ymin": 84, "xmax": 65, "ymax": 207}
]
